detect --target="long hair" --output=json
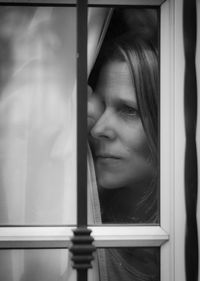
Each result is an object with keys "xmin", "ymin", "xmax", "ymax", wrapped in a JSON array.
[{"xmin": 89, "ymin": 34, "xmax": 159, "ymax": 224}]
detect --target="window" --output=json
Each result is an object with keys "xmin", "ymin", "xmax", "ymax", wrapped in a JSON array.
[{"xmin": 0, "ymin": 1, "xmax": 198, "ymax": 281}]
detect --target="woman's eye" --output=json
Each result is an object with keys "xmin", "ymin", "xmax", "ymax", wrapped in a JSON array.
[{"xmin": 118, "ymin": 105, "xmax": 138, "ymax": 118}]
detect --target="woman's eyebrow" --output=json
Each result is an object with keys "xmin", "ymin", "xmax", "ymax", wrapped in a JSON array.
[{"xmin": 113, "ymin": 97, "xmax": 138, "ymax": 108}]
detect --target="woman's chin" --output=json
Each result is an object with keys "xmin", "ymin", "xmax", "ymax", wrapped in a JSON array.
[{"xmin": 97, "ymin": 173, "xmax": 123, "ymax": 189}]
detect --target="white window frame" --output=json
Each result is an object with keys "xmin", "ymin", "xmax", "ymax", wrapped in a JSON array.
[{"xmin": 0, "ymin": 1, "xmax": 189, "ymax": 281}]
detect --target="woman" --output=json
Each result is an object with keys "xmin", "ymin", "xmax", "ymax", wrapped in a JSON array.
[
  {"xmin": 88, "ymin": 33, "xmax": 159, "ymax": 280},
  {"xmin": 88, "ymin": 33, "xmax": 159, "ymax": 224}
]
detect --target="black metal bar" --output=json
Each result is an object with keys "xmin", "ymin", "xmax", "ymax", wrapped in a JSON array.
[
  {"xmin": 70, "ymin": 1, "xmax": 95, "ymax": 281},
  {"xmin": 70, "ymin": 228, "xmax": 95, "ymax": 268},
  {"xmin": 183, "ymin": 0, "xmax": 198, "ymax": 280},
  {"xmin": 77, "ymin": 0, "xmax": 88, "ymax": 228},
  {"xmin": 77, "ymin": 270, "xmax": 87, "ymax": 281}
]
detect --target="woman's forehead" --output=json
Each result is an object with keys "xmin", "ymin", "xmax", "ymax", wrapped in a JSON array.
[
  {"xmin": 95, "ymin": 60, "xmax": 137, "ymax": 104},
  {"xmin": 99, "ymin": 60, "xmax": 130, "ymax": 80}
]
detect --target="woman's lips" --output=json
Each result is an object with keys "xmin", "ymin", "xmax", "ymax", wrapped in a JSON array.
[
  {"xmin": 96, "ymin": 153, "xmax": 122, "ymax": 166},
  {"xmin": 96, "ymin": 153, "xmax": 121, "ymax": 159}
]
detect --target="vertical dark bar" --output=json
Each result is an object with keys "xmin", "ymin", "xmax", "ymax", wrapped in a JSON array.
[
  {"xmin": 77, "ymin": 0, "xmax": 88, "ymax": 228},
  {"xmin": 77, "ymin": 270, "xmax": 87, "ymax": 281},
  {"xmin": 70, "ymin": 1, "xmax": 95, "ymax": 276},
  {"xmin": 76, "ymin": 1, "xmax": 88, "ymax": 281},
  {"xmin": 183, "ymin": 0, "xmax": 198, "ymax": 280}
]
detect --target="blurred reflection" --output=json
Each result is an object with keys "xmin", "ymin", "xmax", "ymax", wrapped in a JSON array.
[{"xmin": 0, "ymin": 7, "xmax": 76, "ymax": 225}]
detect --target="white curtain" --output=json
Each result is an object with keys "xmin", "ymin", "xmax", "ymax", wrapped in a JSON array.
[
  {"xmin": 0, "ymin": 6, "xmax": 76, "ymax": 225},
  {"xmin": 0, "ymin": 6, "xmax": 76, "ymax": 281},
  {"xmin": 0, "ymin": 6, "xmax": 112, "ymax": 281},
  {"xmin": 87, "ymin": 8, "xmax": 112, "ymax": 281},
  {"xmin": 87, "ymin": 7, "xmax": 113, "ymax": 225}
]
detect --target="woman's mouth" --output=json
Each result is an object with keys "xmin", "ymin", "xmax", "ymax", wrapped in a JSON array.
[
  {"xmin": 96, "ymin": 152, "xmax": 121, "ymax": 159},
  {"xmin": 96, "ymin": 153, "xmax": 122, "ymax": 166}
]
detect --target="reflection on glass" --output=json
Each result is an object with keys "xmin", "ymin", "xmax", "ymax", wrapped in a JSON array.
[
  {"xmin": 89, "ymin": 248, "xmax": 160, "ymax": 281},
  {"xmin": 0, "ymin": 7, "xmax": 76, "ymax": 224},
  {"xmin": 88, "ymin": 8, "xmax": 159, "ymax": 224},
  {"xmin": 0, "ymin": 249, "xmax": 76, "ymax": 281}
]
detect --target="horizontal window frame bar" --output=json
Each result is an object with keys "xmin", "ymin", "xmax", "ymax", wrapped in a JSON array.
[
  {"xmin": 91, "ymin": 226, "xmax": 169, "ymax": 247},
  {"xmin": 0, "ymin": 0, "xmax": 165, "ymax": 5},
  {"xmin": 0, "ymin": 226, "xmax": 168, "ymax": 248},
  {"xmin": 0, "ymin": 0, "xmax": 76, "ymax": 4},
  {"xmin": 0, "ymin": 227, "xmax": 73, "ymax": 249},
  {"xmin": 0, "ymin": 241, "xmax": 70, "ymax": 249},
  {"xmin": 0, "ymin": 227, "xmax": 72, "ymax": 249}
]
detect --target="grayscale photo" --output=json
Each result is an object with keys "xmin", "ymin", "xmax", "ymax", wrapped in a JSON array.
[{"xmin": 0, "ymin": 1, "xmax": 199, "ymax": 281}]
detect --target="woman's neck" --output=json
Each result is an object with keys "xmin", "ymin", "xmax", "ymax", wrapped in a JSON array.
[{"xmin": 99, "ymin": 178, "xmax": 158, "ymax": 223}]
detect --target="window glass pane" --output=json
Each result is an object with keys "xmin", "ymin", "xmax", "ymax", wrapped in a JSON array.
[
  {"xmin": 88, "ymin": 7, "xmax": 160, "ymax": 224},
  {"xmin": 0, "ymin": 6, "xmax": 76, "ymax": 225},
  {"xmin": 0, "ymin": 249, "xmax": 76, "ymax": 281},
  {"xmin": 89, "ymin": 247, "xmax": 160, "ymax": 281}
]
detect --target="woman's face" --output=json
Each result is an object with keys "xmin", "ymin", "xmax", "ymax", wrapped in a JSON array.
[{"xmin": 88, "ymin": 60, "xmax": 156, "ymax": 189}]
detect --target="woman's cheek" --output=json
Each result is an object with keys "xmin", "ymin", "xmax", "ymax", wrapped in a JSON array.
[
  {"xmin": 122, "ymin": 122, "xmax": 147, "ymax": 151},
  {"xmin": 129, "ymin": 133, "xmax": 155, "ymax": 179},
  {"xmin": 124, "ymin": 123, "xmax": 153, "ymax": 169}
]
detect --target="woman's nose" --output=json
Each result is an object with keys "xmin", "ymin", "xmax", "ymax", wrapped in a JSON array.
[{"xmin": 90, "ymin": 109, "xmax": 116, "ymax": 140}]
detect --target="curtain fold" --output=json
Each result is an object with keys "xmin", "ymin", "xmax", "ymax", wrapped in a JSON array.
[
  {"xmin": 87, "ymin": 7, "xmax": 113, "ymax": 225},
  {"xmin": 87, "ymin": 8, "xmax": 113, "ymax": 281}
]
